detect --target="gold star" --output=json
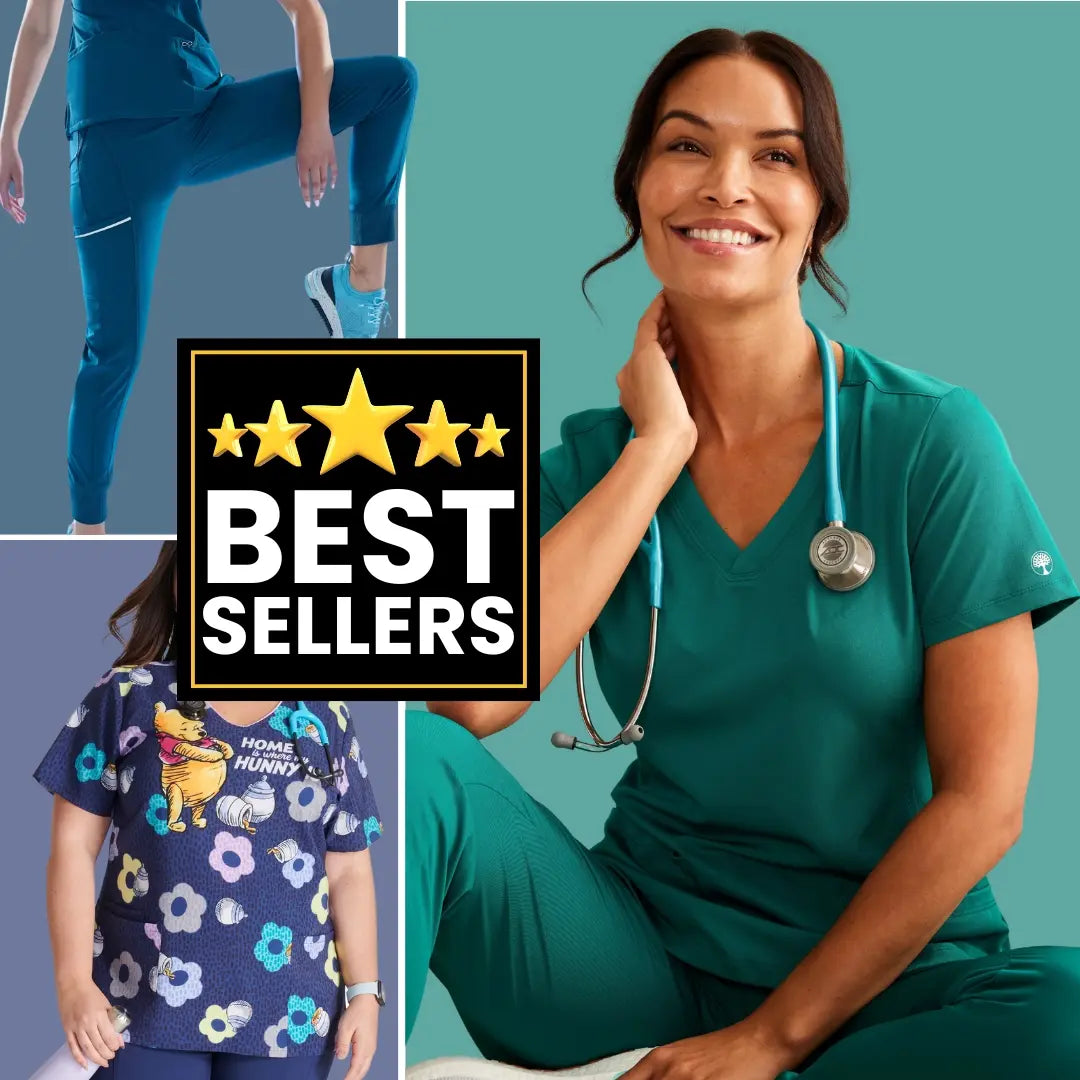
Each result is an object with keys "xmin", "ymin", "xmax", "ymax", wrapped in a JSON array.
[
  {"xmin": 406, "ymin": 400, "xmax": 472, "ymax": 467},
  {"xmin": 244, "ymin": 400, "xmax": 310, "ymax": 467},
  {"xmin": 469, "ymin": 413, "xmax": 510, "ymax": 458},
  {"xmin": 208, "ymin": 413, "xmax": 247, "ymax": 458},
  {"xmin": 302, "ymin": 369, "xmax": 413, "ymax": 475}
]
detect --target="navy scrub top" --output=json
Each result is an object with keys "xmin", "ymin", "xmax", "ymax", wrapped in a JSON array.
[
  {"xmin": 35, "ymin": 664, "xmax": 382, "ymax": 1057},
  {"xmin": 66, "ymin": 0, "xmax": 232, "ymax": 134},
  {"xmin": 540, "ymin": 341, "xmax": 1078, "ymax": 990}
]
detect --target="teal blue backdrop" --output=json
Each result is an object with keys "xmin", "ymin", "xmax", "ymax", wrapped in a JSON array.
[{"xmin": 404, "ymin": 1, "xmax": 1080, "ymax": 1061}]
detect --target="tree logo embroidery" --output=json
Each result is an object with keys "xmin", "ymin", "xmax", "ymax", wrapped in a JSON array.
[{"xmin": 1031, "ymin": 551, "xmax": 1054, "ymax": 577}]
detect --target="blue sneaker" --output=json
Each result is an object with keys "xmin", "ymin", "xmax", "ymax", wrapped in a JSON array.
[{"xmin": 304, "ymin": 261, "xmax": 389, "ymax": 338}]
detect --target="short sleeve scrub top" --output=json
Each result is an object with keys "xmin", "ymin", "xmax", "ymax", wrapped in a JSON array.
[
  {"xmin": 539, "ymin": 342, "xmax": 1078, "ymax": 991},
  {"xmin": 34, "ymin": 668, "xmax": 381, "ymax": 1058},
  {"xmin": 66, "ymin": 0, "xmax": 231, "ymax": 135}
]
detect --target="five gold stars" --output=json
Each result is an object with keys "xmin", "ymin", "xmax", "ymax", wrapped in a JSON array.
[
  {"xmin": 208, "ymin": 374, "xmax": 510, "ymax": 473},
  {"xmin": 208, "ymin": 413, "xmax": 247, "ymax": 457},
  {"xmin": 406, "ymin": 400, "xmax": 472, "ymax": 467},
  {"xmin": 469, "ymin": 413, "xmax": 510, "ymax": 458},
  {"xmin": 301, "ymin": 369, "xmax": 413, "ymax": 475},
  {"xmin": 244, "ymin": 400, "xmax": 310, "ymax": 467}
]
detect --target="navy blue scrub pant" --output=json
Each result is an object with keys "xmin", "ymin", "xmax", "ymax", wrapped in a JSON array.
[
  {"xmin": 67, "ymin": 56, "xmax": 416, "ymax": 524},
  {"xmin": 106, "ymin": 1043, "xmax": 335, "ymax": 1078}
]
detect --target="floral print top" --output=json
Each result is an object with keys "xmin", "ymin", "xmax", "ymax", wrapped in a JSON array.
[{"xmin": 33, "ymin": 662, "xmax": 381, "ymax": 1057}]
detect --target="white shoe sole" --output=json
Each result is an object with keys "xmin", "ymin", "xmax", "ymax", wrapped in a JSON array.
[
  {"xmin": 406, "ymin": 1048, "xmax": 653, "ymax": 1080},
  {"xmin": 304, "ymin": 267, "xmax": 343, "ymax": 339}
]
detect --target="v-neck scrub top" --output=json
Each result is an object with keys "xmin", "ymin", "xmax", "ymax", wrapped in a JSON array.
[
  {"xmin": 66, "ymin": 0, "xmax": 230, "ymax": 134},
  {"xmin": 34, "ymin": 667, "xmax": 381, "ymax": 1057},
  {"xmin": 539, "ymin": 342, "xmax": 1078, "ymax": 991}
]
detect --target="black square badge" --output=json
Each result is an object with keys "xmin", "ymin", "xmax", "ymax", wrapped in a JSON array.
[{"xmin": 178, "ymin": 339, "xmax": 538, "ymax": 699}]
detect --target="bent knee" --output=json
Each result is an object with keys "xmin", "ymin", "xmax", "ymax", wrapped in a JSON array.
[
  {"xmin": 1001, "ymin": 947, "xmax": 1080, "ymax": 1066},
  {"xmin": 395, "ymin": 54, "xmax": 418, "ymax": 97}
]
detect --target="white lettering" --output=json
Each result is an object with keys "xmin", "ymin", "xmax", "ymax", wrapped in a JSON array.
[
  {"xmin": 419, "ymin": 597, "xmax": 465, "ymax": 655},
  {"xmin": 207, "ymin": 490, "xmax": 282, "ymax": 584},
  {"xmin": 295, "ymin": 490, "xmax": 352, "ymax": 584},
  {"xmin": 471, "ymin": 597, "xmax": 515, "ymax": 655},
  {"xmin": 363, "ymin": 490, "xmax": 434, "ymax": 585},
  {"xmin": 442, "ymin": 490, "xmax": 515, "ymax": 583}
]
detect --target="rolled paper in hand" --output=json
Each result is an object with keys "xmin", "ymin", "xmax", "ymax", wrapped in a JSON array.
[{"xmin": 29, "ymin": 1006, "xmax": 131, "ymax": 1080}]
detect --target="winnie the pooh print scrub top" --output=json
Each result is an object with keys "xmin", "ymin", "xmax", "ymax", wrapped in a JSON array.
[{"xmin": 34, "ymin": 665, "xmax": 381, "ymax": 1057}]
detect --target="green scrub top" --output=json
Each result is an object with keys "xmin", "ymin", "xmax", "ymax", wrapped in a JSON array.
[
  {"xmin": 539, "ymin": 340, "xmax": 1078, "ymax": 991},
  {"xmin": 66, "ymin": 0, "xmax": 231, "ymax": 135}
]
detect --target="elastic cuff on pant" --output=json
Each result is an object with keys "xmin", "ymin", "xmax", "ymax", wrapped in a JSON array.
[
  {"xmin": 71, "ymin": 486, "xmax": 108, "ymax": 527},
  {"xmin": 350, "ymin": 205, "xmax": 396, "ymax": 246}
]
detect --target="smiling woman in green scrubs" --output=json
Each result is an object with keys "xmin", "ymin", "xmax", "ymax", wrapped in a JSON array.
[
  {"xmin": 0, "ymin": 0, "xmax": 415, "ymax": 532},
  {"xmin": 405, "ymin": 28, "xmax": 1080, "ymax": 1080}
]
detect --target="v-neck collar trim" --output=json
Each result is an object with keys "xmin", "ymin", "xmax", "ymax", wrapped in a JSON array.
[
  {"xmin": 666, "ymin": 341, "xmax": 859, "ymax": 580},
  {"xmin": 207, "ymin": 701, "xmax": 285, "ymax": 730}
]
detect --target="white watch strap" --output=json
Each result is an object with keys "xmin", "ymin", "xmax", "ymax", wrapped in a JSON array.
[{"xmin": 345, "ymin": 981, "xmax": 381, "ymax": 1004}]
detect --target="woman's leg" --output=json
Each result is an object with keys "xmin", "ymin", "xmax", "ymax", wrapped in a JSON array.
[
  {"xmin": 799, "ymin": 946, "xmax": 1080, "ymax": 1078},
  {"xmin": 67, "ymin": 119, "xmax": 181, "ymax": 528},
  {"xmin": 212, "ymin": 1045, "xmax": 337, "ymax": 1079},
  {"xmin": 186, "ymin": 58, "xmax": 415, "ymax": 255},
  {"xmin": 108, "ymin": 1045, "xmax": 212, "ymax": 1079},
  {"xmin": 406, "ymin": 709, "xmax": 703, "ymax": 1069}
]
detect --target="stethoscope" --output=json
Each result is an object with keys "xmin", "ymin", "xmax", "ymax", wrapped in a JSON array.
[
  {"xmin": 176, "ymin": 700, "xmax": 343, "ymax": 786},
  {"xmin": 551, "ymin": 320, "xmax": 875, "ymax": 754}
]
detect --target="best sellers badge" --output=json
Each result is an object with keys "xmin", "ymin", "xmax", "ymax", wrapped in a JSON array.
[{"xmin": 177, "ymin": 338, "xmax": 538, "ymax": 698}]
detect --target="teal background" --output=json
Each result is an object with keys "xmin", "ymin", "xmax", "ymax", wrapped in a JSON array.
[{"xmin": 405, "ymin": 1, "xmax": 1080, "ymax": 1061}]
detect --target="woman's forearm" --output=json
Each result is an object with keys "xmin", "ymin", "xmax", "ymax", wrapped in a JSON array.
[
  {"xmin": 428, "ymin": 433, "xmax": 691, "ymax": 738},
  {"xmin": 326, "ymin": 850, "xmax": 379, "ymax": 986},
  {"xmin": 46, "ymin": 844, "xmax": 100, "ymax": 991},
  {"xmin": 289, "ymin": 1, "xmax": 334, "ymax": 129},
  {"xmin": 1, "ymin": 2, "xmax": 63, "ymax": 145},
  {"xmin": 748, "ymin": 790, "xmax": 1019, "ymax": 1068}
]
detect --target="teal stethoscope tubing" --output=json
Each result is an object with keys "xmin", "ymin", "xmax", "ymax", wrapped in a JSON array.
[
  {"xmin": 558, "ymin": 319, "xmax": 859, "ymax": 754},
  {"xmin": 640, "ymin": 319, "xmax": 843, "ymax": 611},
  {"xmin": 177, "ymin": 699, "xmax": 341, "ymax": 785}
]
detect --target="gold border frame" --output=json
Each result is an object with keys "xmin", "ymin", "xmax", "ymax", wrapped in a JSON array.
[{"xmin": 189, "ymin": 349, "xmax": 529, "ymax": 690}]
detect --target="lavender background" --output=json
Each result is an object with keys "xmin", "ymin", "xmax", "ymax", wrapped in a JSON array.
[{"xmin": 0, "ymin": 538, "xmax": 399, "ymax": 1079}]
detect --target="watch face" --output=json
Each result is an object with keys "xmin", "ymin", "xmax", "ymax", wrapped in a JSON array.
[{"xmin": 376, "ymin": 980, "xmax": 386, "ymax": 1006}]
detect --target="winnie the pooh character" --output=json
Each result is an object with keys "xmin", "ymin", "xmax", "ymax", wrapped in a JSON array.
[{"xmin": 153, "ymin": 702, "xmax": 234, "ymax": 832}]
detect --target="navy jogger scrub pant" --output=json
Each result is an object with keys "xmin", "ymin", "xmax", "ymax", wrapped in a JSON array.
[
  {"xmin": 107, "ymin": 1043, "xmax": 335, "ymax": 1078},
  {"xmin": 406, "ymin": 710, "xmax": 1080, "ymax": 1077},
  {"xmin": 67, "ymin": 55, "xmax": 417, "ymax": 524}
]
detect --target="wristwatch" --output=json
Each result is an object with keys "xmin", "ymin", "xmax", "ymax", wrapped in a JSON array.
[{"xmin": 344, "ymin": 980, "xmax": 386, "ymax": 1007}]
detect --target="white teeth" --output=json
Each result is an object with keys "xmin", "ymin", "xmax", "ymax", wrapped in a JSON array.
[{"xmin": 686, "ymin": 228, "xmax": 757, "ymax": 246}]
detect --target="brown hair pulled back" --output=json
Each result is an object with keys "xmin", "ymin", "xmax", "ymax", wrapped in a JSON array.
[{"xmin": 582, "ymin": 28, "xmax": 850, "ymax": 312}]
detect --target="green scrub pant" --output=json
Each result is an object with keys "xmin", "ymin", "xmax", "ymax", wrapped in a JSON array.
[
  {"xmin": 406, "ymin": 710, "xmax": 1080, "ymax": 1077},
  {"xmin": 67, "ymin": 55, "xmax": 416, "ymax": 524}
]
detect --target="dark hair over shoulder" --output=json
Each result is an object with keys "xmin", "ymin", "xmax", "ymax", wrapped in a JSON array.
[
  {"xmin": 582, "ymin": 28, "xmax": 850, "ymax": 312},
  {"xmin": 109, "ymin": 540, "xmax": 176, "ymax": 667}
]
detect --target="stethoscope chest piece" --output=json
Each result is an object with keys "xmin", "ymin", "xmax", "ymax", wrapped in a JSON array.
[{"xmin": 810, "ymin": 524, "xmax": 875, "ymax": 591}]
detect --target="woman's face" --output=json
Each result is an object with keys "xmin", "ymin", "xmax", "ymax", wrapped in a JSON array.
[{"xmin": 636, "ymin": 55, "xmax": 822, "ymax": 308}]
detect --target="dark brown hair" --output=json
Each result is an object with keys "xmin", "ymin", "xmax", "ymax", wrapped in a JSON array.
[
  {"xmin": 582, "ymin": 28, "xmax": 850, "ymax": 312},
  {"xmin": 109, "ymin": 541, "xmax": 177, "ymax": 667}
]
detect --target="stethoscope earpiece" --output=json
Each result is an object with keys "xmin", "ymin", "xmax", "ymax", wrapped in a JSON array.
[{"xmin": 809, "ymin": 524, "xmax": 875, "ymax": 592}]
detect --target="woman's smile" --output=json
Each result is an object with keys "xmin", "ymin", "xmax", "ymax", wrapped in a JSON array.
[
  {"xmin": 672, "ymin": 218, "xmax": 770, "ymax": 257},
  {"xmin": 636, "ymin": 55, "xmax": 819, "ymax": 303}
]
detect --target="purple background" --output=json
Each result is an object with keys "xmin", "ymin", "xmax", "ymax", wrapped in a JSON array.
[{"xmin": 0, "ymin": 539, "xmax": 399, "ymax": 1079}]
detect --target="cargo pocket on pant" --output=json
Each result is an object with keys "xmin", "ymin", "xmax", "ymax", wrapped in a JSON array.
[{"xmin": 70, "ymin": 126, "xmax": 133, "ymax": 240}]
